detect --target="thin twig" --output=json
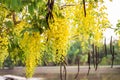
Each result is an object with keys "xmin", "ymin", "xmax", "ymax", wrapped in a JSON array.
[
  {"xmin": 95, "ymin": 46, "xmax": 98, "ymax": 71},
  {"xmin": 110, "ymin": 36, "xmax": 113, "ymax": 55},
  {"xmin": 92, "ymin": 44, "xmax": 95, "ymax": 68},
  {"xmin": 110, "ymin": 36, "xmax": 114, "ymax": 68},
  {"xmin": 97, "ymin": 47, "xmax": 99, "ymax": 67},
  {"xmin": 74, "ymin": 56, "xmax": 80, "ymax": 79},
  {"xmin": 83, "ymin": 0, "xmax": 86, "ymax": 17},
  {"xmin": 60, "ymin": 63, "xmax": 63, "ymax": 80},
  {"xmin": 111, "ymin": 45, "xmax": 115, "ymax": 68},
  {"xmin": 87, "ymin": 52, "xmax": 91, "ymax": 75},
  {"xmin": 104, "ymin": 38, "xmax": 107, "ymax": 56},
  {"xmin": 63, "ymin": 63, "xmax": 67, "ymax": 80},
  {"xmin": 60, "ymin": 4, "xmax": 76, "ymax": 9}
]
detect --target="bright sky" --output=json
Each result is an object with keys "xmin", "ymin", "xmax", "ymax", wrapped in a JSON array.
[{"xmin": 103, "ymin": 0, "xmax": 120, "ymax": 43}]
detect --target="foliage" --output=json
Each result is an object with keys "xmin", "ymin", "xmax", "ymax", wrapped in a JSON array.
[
  {"xmin": 47, "ymin": 14, "xmax": 70, "ymax": 63},
  {"xmin": 0, "ymin": 29, "xmax": 8, "ymax": 67},
  {"xmin": 0, "ymin": 4, "xmax": 9, "ymax": 67},
  {"xmin": 0, "ymin": 0, "xmax": 111, "ymax": 77},
  {"xmin": 67, "ymin": 40, "xmax": 88, "ymax": 65},
  {"xmin": 100, "ymin": 40, "xmax": 120, "ymax": 65},
  {"xmin": 113, "ymin": 40, "xmax": 120, "ymax": 65},
  {"xmin": 67, "ymin": 41, "xmax": 80, "ymax": 65},
  {"xmin": 73, "ymin": 2, "xmax": 109, "ymax": 50},
  {"xmin": 20, "ymin": 32, "xmax": 43, "ymax": 77},
  {"xmin": 116, "ymin": 20, "xmax": 120, "ymax": 35}
]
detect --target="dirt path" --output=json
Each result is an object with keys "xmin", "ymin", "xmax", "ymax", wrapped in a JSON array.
[{"xmin": 0, "ymin": 66, "xmax": 120, "ymax": 76}]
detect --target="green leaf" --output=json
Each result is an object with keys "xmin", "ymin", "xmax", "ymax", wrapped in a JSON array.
[
  {"xmin": 10, "ymin": 0, "xmax": 18, "ymax": 11},
  {"xmin": 20, "ymin": 27, "xmax": 40, "ymax": 36},
  {"xmin": 28, "ymin": 5, "xmax": 34, "ymax": 14},
  {"xmin": 4, "ymin": 0, "xmax": 11, "ymax": 9},
  {"xmin": 17, "ymin": 0, "xmax": 23, "ymax": 11},
  {"xmin": 5, "ymin": 21, "xmax": 14, "ymax": 28}
]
